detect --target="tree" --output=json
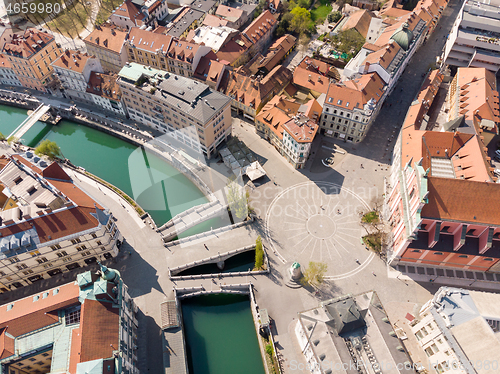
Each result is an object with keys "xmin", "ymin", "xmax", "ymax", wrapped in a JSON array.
[
  {"xmin": 328, "ymin": 11, "xmax": 342, "ymax": 23},
  {"xmin": 289, "ymin": 7, "xmax": 311, "ymax": 35},
  {"xmin": 0, "ymin": 132, "xmax": 5, "ymax": 142},
  {"xmin": 35, "ymin": 139, "xmax": 62, "ymax": 160},
  {"xmin": 254, "ymin": 0, "xmax": 267, "ymax": 18},
  {"xmin": 301, "ymin": 261, "xmax": 328, "ymax": 288},
  {"xmin": 7, "ymin": 136, "xmax": 19, "ymax": 145},
  {"xmin": 336, "ymin": 29, "xmax": 365, "ymax": 55},
  {"xmin": 254, "ymin": 236, "xmax": 264, "ymax": 269},
  {"xmin": 226, "ymin": 175, "xmax": 248, "ymax": 220}
]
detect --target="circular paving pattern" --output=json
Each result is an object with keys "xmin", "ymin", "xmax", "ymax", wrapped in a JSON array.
[{"xmin": 265, "ymin": 181, "xmax": 375, "ymax": 280}]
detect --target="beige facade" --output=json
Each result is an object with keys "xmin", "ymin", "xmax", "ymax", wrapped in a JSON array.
[
  {"xmin": 84, "ymin": 26, "xmax": 128, "ymax": 73},
  {"xmin": 118, "ymin": 63, "xmax": 232, "ymax": 157}
]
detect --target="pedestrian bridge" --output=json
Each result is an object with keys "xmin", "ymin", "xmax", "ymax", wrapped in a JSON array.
[
  {"xmin": 157, "ymin": 200, "xmax": 228, "ymax": 242},
  {"xmin": 8, "ymin": 104, "xmax": 51, "ymax": 139}
]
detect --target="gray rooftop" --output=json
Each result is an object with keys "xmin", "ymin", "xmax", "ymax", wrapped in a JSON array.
[
  {"xmin": 119, "ymin": 63, "xmax": 231, "ymax": 123},
  {"xmin": 298, "ymin": 292, "xmax": 415, "ymax": 374},
  {"xmin": 189, "ymin": 0, "xmax": 216, "ymax": 13},
  {"xmin": 167, "ymin": 8, "xmax": 204, "ymax": 37}
]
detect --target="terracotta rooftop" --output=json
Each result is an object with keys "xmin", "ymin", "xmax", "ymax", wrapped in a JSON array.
[
  {"xmin": 216, "ymin": 4, "xmax": 244, "ymax": 22},
  {"xmin": 0, "ymin": 54, "xmax": 13, "ymax": 69},
  {"xmin": 84, "ymin": 26, "xmax": 128, "ymax": 54},
  {"xmin": 243, "ymin": 10, "xmax": 276, "ymax": 44},
  {"xmin": 0, "ymin": 282, "xmax": 79, "ymax": 337},
  {"xmin": 126, "ymin": 28, "xmax": 172, "ymax": 54},
  {"xmin": 258, "ymin": 34, "xmax": 296, "ymax": 72},
  {"xmin": 86, "ymin": 72, "xmax": 122, "ymax": 101},
  {"xmin": 455, "ymin": 67, "xmax": 500, "ymax": 128},
  {"xmin": 342, "ymin": 9, "xmax": 375, "ymax": 38},
  {"xmin": 216, "ymin": 32, "xmax": 252, "ymax": 64},
  {"xmin": 255, "ymin": 105, "xmax": 292, "ymax": 140},
  {"xmin": 79, "ymin": 299, "xmax": 119, "ymax": 363},
  {"xmin": 51, "ymin": 50, "xmax": 96, "ymax": 74},
  {"xmin": 422, "ymin": 177, "xmax": 500, "ymax": 225},
  {"xmin": 283, "ymin": 116, "xmax": 319, "ymax": 143},
  {"xmin": 167, "ymin": 38, "xmax": 200, "ymax": 62},
  {"xmin": 2, "ymin": 29, "xmax": 54, "ymax": 59},
  {"xmin": 293, "ymin": 57, "xmax": 333, "ymax": 94},
  {"xmin": 221, "ymin": 65, "xmax": 292, "ymax": 110},
  {"xmin": 363, "ymin": 41, "xmax": 401, "ymax": 70},
  {"xmin": 203, "ymin": 14, "xmax": 229, "ymax": 27},
  {"xmin": 325, "ymin": 72, "xmax": 385, "ymax": 109},
  {"xmin": 193, "ymin": 51, "xmax": 226, "ymax": 85}
]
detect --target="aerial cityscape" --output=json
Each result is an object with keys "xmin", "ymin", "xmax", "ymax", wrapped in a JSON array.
[{"xmin": 0, "ymin": 0, "xmax": 499, "ymax": 372}]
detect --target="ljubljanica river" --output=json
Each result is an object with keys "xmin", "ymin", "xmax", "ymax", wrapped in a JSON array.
[
  {"xmin": 0, "ymin": 104, "xmax": 232, "ymax": 227},
  {"xmin": 182, "ymin": 294, "xmax": 266, "ymax": 374}
]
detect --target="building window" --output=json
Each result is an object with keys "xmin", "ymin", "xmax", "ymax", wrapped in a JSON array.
[
  {"xmin": 16, "ymin": 264, "xmax": 28, "ymax": 270},
  {"xmin": 37, "ymin": 257, "xmax": 48, "ymax": 264},
  {"xmin": 91, "ymin": 233, "xmax": 97, "ymax": 239},
  {"xmin": 76, "ymin": 245, "xmax": 87, "ymax": 251},
  {"xmin": 57, "ymin": 251, "xmax": 68, "ymax": 257},
  {"xmin": 65, "ymin": 306, "xmax": 81, "ymax": 325},
  {"xmin": 71, "ymin": 238, "xmax": 81, "ymax": 245}
]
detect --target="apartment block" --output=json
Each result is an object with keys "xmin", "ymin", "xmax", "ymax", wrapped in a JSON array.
[
  {"xmin": 0, "ymin": 154, "xmax": 122, "ymax": 292},
  {"xmin": 281, "ymin": 115, "xmax": 318, "ymax": 169},
  {"xmin": 51, "ymin": 49, "xmax": 103, "ymax": 103},
  {"xmin": 242, "ymin": 10, "xmax": 277, "ymax": 56},
  {"xmin": 166, "ymin": 38, "xmax": 211, "ymax": 77},
  {"xmin": 84, "ymin": 26, "xmax": 129, "ymax": 74},
  {"xmin": 0, "ymin": 264, "xmax": 139, "ymax": 374},
  {"xmin": 320, "ymin": 72, "xmax": 385, "ymax": 143},
  {"xmin": 220, "ymin": 65, "xmax": 292, "ymax": 120},
  {"xmin": 87, "ymin": 72, "xmax": 127, "ymax": 117},
  {"xmin": 124, "ymin": 27, "xmax": 172, "ymax": 71},
  {"xmin": 118, "ymin": 63, "xmax": 232, "ymax": 157},
  {"xmin": 443, "ymin": 0, "xmax": 500, "ymax": 73},
  {"xmin": 410, "ymin": 287, "xmax": 500, "ymax": 374},
  {"xmin": 1, "ymin": 29, "xmax": 63, "ymax": 92},
  {"xmin": 108, "ymin": 0, "xmax": 147, "ymax": 29}
]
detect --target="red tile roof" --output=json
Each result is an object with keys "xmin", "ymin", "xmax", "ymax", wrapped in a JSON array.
[
  {"xmin": 2, "ymin": 29, "xmax": 54, "ymax": 59},
  {"xmin": 68, "ymin": 327, "xmax": 82, "ymax": 374},
  {"xmin": 342, "ymin": 10, "xmax": 374, "ymax": 38},
  {"xmin": 283, "ymin": 117, "xmax": 318, "ymax": 143},
  {"xmin": 126, "ymin": 28, "xmax": 172, "ymax": 54},
  {"xmin": 51, "ymin": 50, "xmax": 95, "ymax": 74},
  {"xmin": 203, "ymin": 14, "xmax": 229, "ymax": 27},
  {"xmin": 84, "ymin": 26, "xmax": 128, "ymax": 54},
  {"xmin": 79, "ymin": 300, "xmax": 119, "ymax": 362},
  {"xmin": 0, "ymin": 282, "xmax": 79, "ymax": 337},
  {"xmin": 216, "ymin": 4, "xmax": 244, "ymax": 22},
  {"xmin": 243, "ymin": 10, "xmax": 276, "ymax": 44},
  {"xmin": 326, "ymin": 72, "xmax": 385, "ymax": 109},
  {"xmin": 86, "ymin": 72, "xmax": 122, "ymax": 101},
  {"xmin": 422, "ymin": 177, "xmax": 500, "ymax": 225},
  {"xmin": 42, "ymin": 162, "xmax": 72, "ymax": 181},
  {"xmin": 0, "ymin": 329, "xmax": 15, "ymax": 360}
]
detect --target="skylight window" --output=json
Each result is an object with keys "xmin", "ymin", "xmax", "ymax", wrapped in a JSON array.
[
  {"xmin": 346, "ymin": 102, "xmax": 349, "ymax": 107},
  {"xmin": 337, "ymin": 100, "xmax": 342, "ymax": 105}
]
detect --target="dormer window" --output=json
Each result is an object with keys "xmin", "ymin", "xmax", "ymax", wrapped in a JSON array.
[
  {"xmin": 14, "ymin": 176, "xmax": 22, "ymax": 185},
  {"xmin": 337, "ymin": 100, "xmax": 342, "ymax": 105},
  {"xmin": 27, "ymin": 186, "xmax": 36, "ymax": 196}
]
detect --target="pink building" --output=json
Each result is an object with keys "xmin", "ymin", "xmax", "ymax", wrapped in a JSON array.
[{"xmin": 386, "ymin": 70, "xmax": 500, "ymax": 274}]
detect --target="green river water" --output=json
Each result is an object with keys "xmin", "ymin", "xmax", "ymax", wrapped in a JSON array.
[
  {"xmin": 182, "ymin": 294, "xmax": 266, "ymax": 374},
  {"xmin": 1, "ymin": 104, "xmax": 263, "ymax": 370}
]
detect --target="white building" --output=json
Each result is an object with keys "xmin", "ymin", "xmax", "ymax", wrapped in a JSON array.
[
  {"xmin": 0, "ymin": 154, "xmax": 123, "ymax": 292},
  {"xmin": 190, "ymin": 25, "xmax": 238, "ymax": 52},
  {"xmin": 51, "ymin": 49, "xmax": 103, "ymax": 102},
  {"xmin": 411, "ymin": 287, "xmax": 500, "ymax": 374},
  {"xmin": 0, "ymin": 54, "xmax": 21, "ymax": 86},
  {"xmin": 87, "ymin": 71, "xmax": 127, "ymax": 117},
  {"xmin": 281, "ymin": 115, "xmax": 318, "ymax": 169},
  {"xmin": 442, "ymin": 0, "xmax": 500, "ymax": 73}
]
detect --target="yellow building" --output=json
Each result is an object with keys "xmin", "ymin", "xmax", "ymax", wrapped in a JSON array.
[
  {"xmin": 84, "ymin": 25, "xmax": 128, "ymax": 73},
  {"xmin": 124, "ymin": 28, "xmax": 172, "ymax": 71},
  {"xmin": 1, "ymin": 29, "xmax": 63, "ymax": 92}
]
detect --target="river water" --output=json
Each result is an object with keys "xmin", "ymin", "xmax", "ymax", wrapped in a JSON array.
[{"xmin": 0, "ymin": 103, "xmax": 231, "ymax": 228}]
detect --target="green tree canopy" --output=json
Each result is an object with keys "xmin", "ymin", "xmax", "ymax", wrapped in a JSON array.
[
  {"xmin": 301, "ymin": 261, "xmax": 328, "ymax": 288},
  {"xmin": 328, "ymin": 11, "xmax": 342, "ymax": 23},
  {"xmin": 226, "ymin": 175, "xmax": 248, "ymax": 220},
  {"xmin": 0, "ymin": 132, "xmax": 5, "ymax": 142},
  {"xmin": 254, "ymin": 236, "xmax": 264, "ymax": 269},
  {"xmin": 289, "ymin": 7, "xmax": 311, "ymax": 34},
  {"xmin": 35, "ymin": 139, "xmax": 62, "ymax": 160}
]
